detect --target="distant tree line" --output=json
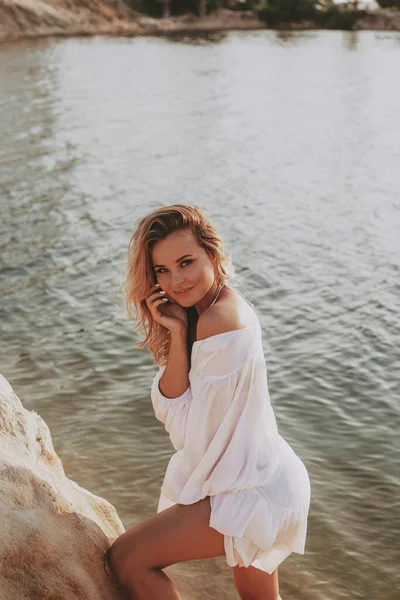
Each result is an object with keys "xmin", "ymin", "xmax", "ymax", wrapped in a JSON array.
[
  {"xmin": 123, "ymin": 0, "xmax": 400, "ymax": 20},
  {"xmin": 376, "ymin": 0, "xmax": 400, "ymax": 6}
]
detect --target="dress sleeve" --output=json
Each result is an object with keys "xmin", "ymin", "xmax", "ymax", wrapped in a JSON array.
[
  {"xmin": 151, "ymin": 365, "xmax": 192, "ymax": 451},
  {"xmin": 160, "ymin": 328, "xmax": 280, "ymax": 505}
]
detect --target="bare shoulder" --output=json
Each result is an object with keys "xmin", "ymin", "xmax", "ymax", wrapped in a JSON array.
[
  {"xmin": 196, "ymin": 306, "xmax": 242, "ymax": 341},
  {"xmin": 196, "ymin": 288, "xmax": 257, "ymax": 342}
]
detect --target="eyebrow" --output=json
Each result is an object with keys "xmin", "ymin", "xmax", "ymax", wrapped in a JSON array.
[{"xmin": 154, "ymin": 254, "xmax": 194, "ymax": 268}]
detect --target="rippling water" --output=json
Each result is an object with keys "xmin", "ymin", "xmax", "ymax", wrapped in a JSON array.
[{"xmin": 1, "ymin": 30, "xmax": 399, "ymax": 600}]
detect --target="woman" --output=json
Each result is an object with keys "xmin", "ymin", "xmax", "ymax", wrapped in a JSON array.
[{"xmin": 104, "ymin": 204, "xmax": 311, "ymax": 600}]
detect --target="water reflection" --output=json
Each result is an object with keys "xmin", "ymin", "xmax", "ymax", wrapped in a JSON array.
[
  {"xmin": 274, "ymin": 30, "xmax": 318, "ymax": 45},
  {"xmin": 165, "ymin": 31, "xmax": 228, "ymax": 45},
  {"xmin": 343, "ymin": 30, "xmax": 359, "ymax": 50},
  {"xmin": 0, "ymin": 40, "xmax": 73, "ymax": 299}
]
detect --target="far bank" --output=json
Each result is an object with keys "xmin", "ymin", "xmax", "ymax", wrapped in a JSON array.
[{"xmin": 0, "ymin": 4, "xmax": 399, "ymax": 44}]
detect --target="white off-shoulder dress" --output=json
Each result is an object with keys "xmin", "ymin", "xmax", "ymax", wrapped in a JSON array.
[{"xmin": 150, "ymin": 320, "xmax": 311, "ymax": 575}]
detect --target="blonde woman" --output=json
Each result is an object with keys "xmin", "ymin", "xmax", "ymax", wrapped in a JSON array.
[{"xmin": 104, "ymin": 204, "xmax": 311, "ymax": 600}]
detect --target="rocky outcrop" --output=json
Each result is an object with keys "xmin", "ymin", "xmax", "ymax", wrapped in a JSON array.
[
  {"xmin": 0, "ymin": 373, "xmax": 125, "ymax": 600},
  {"xmin": 0, "ymin": 0, "xmax": 140, "ymax": 40}
]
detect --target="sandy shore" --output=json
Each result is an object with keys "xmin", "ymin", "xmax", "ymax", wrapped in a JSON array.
[{"xmin": 0, "ymin": 3, "xmax": 399, "ymax": 44}]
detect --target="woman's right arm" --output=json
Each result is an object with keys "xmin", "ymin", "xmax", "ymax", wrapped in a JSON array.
[
  {"xmin": 146, "ymin": 284, "xmax": 192, "ymax": 450},
  {"xmin": 158, "ymin": 327, "xmax": 190, "ymax": 398},
  {"xmin": 149, "ymin": 326, "xmax": 191, "ymax": 451},
  {"xmin": 145, "ymin": 284, "xmax": 190, "ymax": 398}
]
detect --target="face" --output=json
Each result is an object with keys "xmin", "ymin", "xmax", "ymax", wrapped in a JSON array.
[{"xmin": 151, "ymin": 229, "xmax": 216, "ymax": 306}]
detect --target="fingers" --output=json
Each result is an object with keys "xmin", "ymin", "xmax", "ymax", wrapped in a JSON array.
[
  {"xmin": 147, "ymin": 286, "xmax": 167, "ymax": 304},
  {"xmin": 147, "ymin": 284, "xmax": 179, "ymax": 305},
  {"xmin": 145, "ymin": 285, "xmax": 170, "ymax": 320}
]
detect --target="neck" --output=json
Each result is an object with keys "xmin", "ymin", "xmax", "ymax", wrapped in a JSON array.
[{"xmin": 194, "ymin": 282, "xmax": 224, "ymax": 316}]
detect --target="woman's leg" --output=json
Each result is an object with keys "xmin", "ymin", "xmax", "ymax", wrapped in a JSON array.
[
  {"xmin": 232, "ymin": 564, "xmax": 279, "ymax": 600},
  {"xmin": 105, "ymin": 496, "xmax": 225, "ymax": 600}
]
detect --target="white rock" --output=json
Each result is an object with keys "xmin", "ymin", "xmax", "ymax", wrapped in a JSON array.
[{"xmin": 0, "ymin": 374, "xmax": 125, "ymax": 600}]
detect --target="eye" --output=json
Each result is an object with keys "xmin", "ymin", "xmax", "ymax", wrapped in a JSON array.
[{"xmin": 155, "ymin": 260, "xmax": 192, "ymax": 274}]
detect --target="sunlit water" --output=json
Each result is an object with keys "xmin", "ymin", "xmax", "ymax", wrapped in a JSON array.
[{"xmin": 1, "ymin": 30, "xmax": 399, "ymax": 600}]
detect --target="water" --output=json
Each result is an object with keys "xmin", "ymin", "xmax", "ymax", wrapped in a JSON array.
[{"xmin": 1, "ymin": 30, "xmax": 399, "ymax": 600}]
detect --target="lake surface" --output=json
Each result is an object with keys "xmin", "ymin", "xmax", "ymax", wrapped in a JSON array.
[{"xmin": 0, "ymin": 30, "xmax": 399, "ymax": 600}]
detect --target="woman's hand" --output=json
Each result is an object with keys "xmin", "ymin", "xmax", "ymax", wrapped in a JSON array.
[{"xmin": 145, "ymin": 284, "xmax": 188, "ymax": 333}]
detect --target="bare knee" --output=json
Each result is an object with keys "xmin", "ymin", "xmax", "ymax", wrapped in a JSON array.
[
  {"xmin": 233, "ymin": 565, "xmax": 279, "ymax": 600},
  {"xmin": 106, "ymin": 542, "xmax": 127, "ymax": 585},
  {"xmin": 107, "ymin": 536, "xmax": 143, "ymax": 587}
]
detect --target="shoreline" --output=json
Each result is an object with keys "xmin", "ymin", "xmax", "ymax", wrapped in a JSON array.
[{"xmin": 0, "ymin": 6, "xmax": 400, "ymax": 45}]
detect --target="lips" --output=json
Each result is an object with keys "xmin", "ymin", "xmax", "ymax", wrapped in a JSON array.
[{"xmin": 175, "ymin": 287, "xmax": 193, "ymax": 295}]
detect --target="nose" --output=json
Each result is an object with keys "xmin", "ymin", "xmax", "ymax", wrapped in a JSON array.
[{"xmin": 171, "ymin": 270, "xmax": 185, "ymax": 288}]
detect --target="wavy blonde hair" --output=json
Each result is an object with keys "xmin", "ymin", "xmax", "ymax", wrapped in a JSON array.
[{"xmin": 120, "ymin": 204, "xmax": 235, "ymax": 365}]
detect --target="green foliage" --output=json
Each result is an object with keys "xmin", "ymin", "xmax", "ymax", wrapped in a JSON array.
[
  {"xmin": 375, "ymin": 0, "xmax": 400, "ymax": 7},
  {"xmin": 258, "ymin": 0, "xmax": 317, "ymax": 25},
  {"xmin": 314, "ymin": 5, "xmax": 367, "ymax": 29},
  {"xmin": 125, "ymin": 0, "xmax": 217, "ymax": 17},
  {"xmin": 124, "ymin": 0, "xmax": 397, "ymax": 24},
  {"xmin": 257, "ymin": 0, "xmax": 370, "ymax": 27}
]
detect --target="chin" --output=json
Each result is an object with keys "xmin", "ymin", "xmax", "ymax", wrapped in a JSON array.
[
  {"xmin": 173, "ymin": 286, "xmax": 196, "ymax": 306},
  {"xmin": 175, "ymin": 297, "xmax": 193, "ymax": 307}
]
